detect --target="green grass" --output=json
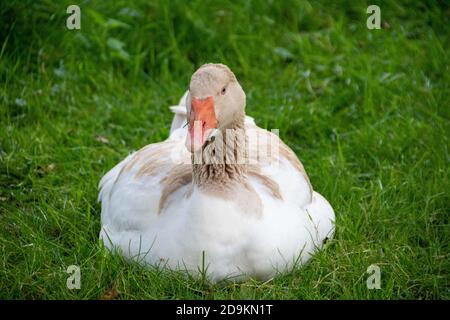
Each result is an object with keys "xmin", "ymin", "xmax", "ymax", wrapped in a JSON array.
[{"xmin": 0, "ymin": 0, "xmax": 449, "ymax": 299}]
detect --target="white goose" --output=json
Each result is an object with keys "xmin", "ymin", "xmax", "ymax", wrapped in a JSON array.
[{"xmin": 99, "ymin": 63, "xmax": 335, "ymax": 282}]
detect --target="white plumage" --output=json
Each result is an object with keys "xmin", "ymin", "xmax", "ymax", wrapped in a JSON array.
[{"xmin": 99, "ymin": 64, "xmax": 335, "ymax": 282}]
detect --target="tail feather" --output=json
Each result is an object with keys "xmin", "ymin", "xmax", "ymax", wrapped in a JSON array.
[{"xmin": 170, "ymin": 91, "xmax": 188, "ymax": 133}]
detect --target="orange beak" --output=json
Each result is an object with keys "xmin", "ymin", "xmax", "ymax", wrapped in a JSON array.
[{"xmin": 185, "ymin": 96, "xmax": 218, "ymax": 153}]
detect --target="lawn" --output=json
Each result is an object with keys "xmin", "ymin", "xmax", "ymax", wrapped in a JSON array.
[{"xmin": 0, "ymin": 0, "xmax": 449, "ymax": 299}]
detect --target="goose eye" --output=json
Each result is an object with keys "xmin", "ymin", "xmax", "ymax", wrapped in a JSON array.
[{"xmin": 221, "ymin": 86, "xmax": 226, "ymax": 95}]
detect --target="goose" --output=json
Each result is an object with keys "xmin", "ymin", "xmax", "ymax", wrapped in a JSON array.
[{"xmin": 99, "ymin": 63, "xmax": 335, "ymax": 282}]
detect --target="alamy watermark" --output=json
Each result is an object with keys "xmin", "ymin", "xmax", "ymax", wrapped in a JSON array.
[
  {"xmin": 66, "ymin": 265, "xmax": 81, "ymax": 290},
  {"xmin": 171, "ymin": 124, "xmax": 281, "ymax": 166},
  {"xmin": 367, "ymin": 5, "xmax": 381, "ymax": 30},
  {"xmin": 65, "ymin": 5, "xmax": 381, "ymax": 31},
  {"xmin": 366, "ymin": 264, "xmax": 381, "ymax": 289},
  {"xmin": 66, "ymin": 5, "xmax": 81, "ymax": 30}
]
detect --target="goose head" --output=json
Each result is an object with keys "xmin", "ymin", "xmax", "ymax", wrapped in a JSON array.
[{"xmin": 185, "ymin": 63, "xmax": 246, "ymax": 153}]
